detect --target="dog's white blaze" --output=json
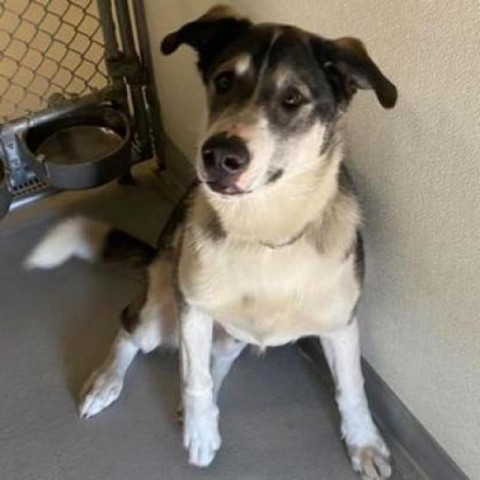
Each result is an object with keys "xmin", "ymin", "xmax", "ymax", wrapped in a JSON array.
[
  {"xmin": 234, "ymin": 53, "xmax": 251, "ymax": 76},
  {"xmin": 24, "ymin": 217, "xmax": 109, "ymax": 269},
  {"xmin": 234, "ymin": 114, "xmax": 276, "ymax": 190}
]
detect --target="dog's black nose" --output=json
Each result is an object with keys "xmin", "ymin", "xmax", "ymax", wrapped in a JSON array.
[{"xmin": 201, "ymin": 134, "xmax": 250, "ymax": 181}]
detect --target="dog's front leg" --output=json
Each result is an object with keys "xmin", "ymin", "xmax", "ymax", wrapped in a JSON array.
[
  {"xmin": 320, "ymin": 319, "xmax": 391, "ymax": 480},
  {"xmin": 180, "ymin": 304, "xmax": 221, "ymax": 467}
]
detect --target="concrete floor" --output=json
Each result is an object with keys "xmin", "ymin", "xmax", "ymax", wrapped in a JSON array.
[{"xmin": 0, "ymin": 152, "xmax": 423, "ymax": 479}]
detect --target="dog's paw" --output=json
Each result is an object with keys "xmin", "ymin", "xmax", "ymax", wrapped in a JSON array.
[
  {"xmin": 183, "ymin": 406, "xmax": 221, "ymax": 467},
  {"xmin": 78, "ymin": 369, "xmax": 124, "ymax": 419},
  {"xmin": 349, "ymin": 441, "xmax": 391, "ymax": 480}
]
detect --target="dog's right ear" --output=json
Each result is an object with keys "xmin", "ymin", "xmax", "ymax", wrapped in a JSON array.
[{"xmin": 161, "ymin": 5, "xmax": 252, "ymax": 75}]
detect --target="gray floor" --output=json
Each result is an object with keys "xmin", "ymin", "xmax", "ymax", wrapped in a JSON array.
[{"xmin": 0, "ymin": 152, "xmax": 422, "ymax": 479}]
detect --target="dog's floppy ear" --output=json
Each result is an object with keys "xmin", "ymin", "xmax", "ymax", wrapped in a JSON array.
[
  {"xmin": 161, "ymin": 5, "xmax": 252, "ymax": 75},
  {"xmin": 314, "ymin": 36, "xmax": 397, "ymax": 109}
]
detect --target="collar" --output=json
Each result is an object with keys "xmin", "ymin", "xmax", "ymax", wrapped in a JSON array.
[{"xmin": 259, "ymin": 226, "xmax": 307, "ymax": 249}]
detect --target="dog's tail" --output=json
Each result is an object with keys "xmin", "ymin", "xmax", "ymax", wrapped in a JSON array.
[{"xmin": 24, "ymin": 216, "xmax": 156, "ymax": 270}]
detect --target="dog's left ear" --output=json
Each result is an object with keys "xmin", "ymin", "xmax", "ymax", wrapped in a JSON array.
[
  {"xmin": 161, "ymin": 5, "xmax": 252, "ymax": 75},
  {"xmin": 313, "ymin": 36, "xmax": 398, "ymax": 109}
]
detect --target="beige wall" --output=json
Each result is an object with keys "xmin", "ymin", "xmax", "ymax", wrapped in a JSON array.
[{"xmin": 144, "ymin": 1, "xmax": 480, "ymax": 476}]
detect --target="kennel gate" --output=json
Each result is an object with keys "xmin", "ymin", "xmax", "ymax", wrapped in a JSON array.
[{"xmin": 0, "ymin": 0, "xmax": 164, "ymax": 216}]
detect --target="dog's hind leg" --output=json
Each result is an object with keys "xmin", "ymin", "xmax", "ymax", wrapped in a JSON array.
[
  {"xmin": 79, "ymin": 257, "xmax": 178, "ymax": 418},
  {"xmin": 211, "ymin": 327, "xmax": 246, "ymax": 402}
]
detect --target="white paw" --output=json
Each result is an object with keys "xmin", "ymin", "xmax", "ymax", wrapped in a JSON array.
[
  {"xmin": 79, "ymin": 369, "xmax": 124, "ymax": 419},
  {"xmin": 349, "ymin": 438, "xmax": 391, "ymax": 480},
  {"xmin": 183, "ymin": 406, "xmax": 221, "ymax": 468}
]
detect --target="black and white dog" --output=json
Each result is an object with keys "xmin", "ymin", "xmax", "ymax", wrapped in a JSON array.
[{"xmin": 26, "ymin": 6, "xmax": 397, "ymax": 479}]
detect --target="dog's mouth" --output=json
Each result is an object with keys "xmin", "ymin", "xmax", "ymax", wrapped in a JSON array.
[
  {"xmin": 203, "ymin": 168, "xmax": 284, "ymax": 197},
  {"xmin": 205, "ymin": 180, "xmax": 249, "ymax": 196}
]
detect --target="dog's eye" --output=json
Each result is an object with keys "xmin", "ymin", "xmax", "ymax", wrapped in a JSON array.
[
  {"xmin": 214, "ymin": 71, "xmax": 235, "ymax": 94},
  {"xmin": 281, "ymin": 87, "xmax": 305, "ymax": 109}
]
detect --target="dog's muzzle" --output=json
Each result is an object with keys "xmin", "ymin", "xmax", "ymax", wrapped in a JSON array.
[{"xmin": 201, "ymin": 133, "xmax": 250, "ymax": 195}]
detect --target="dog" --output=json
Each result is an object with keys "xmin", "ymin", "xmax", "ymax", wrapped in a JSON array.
[{"xmin": 25, "ymin": 5, "xmax": 397, "ymax": 479}]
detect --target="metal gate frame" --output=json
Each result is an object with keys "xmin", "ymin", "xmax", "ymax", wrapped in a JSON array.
[{"xmin": 0, "ymin": 0, "xmax": 164, "ymax": 208}]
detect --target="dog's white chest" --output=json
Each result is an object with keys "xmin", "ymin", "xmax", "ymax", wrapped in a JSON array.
[{"xmin": 179, "ymin": 237, "xmax": 359, "ymax": 347}]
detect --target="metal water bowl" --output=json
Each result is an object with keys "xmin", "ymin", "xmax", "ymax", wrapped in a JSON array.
[{"xmin": 22, "ymin": 105, "xmax": 132, "ymax": 190}]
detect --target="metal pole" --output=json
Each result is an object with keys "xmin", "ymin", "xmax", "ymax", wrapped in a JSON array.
[
  {"xmin": 132, "ymin": 0, "xmax": 165, "ymax": 169},
  {"xmin": 96, "ymin": 0, "xmax": 125, "ymax": 95},
  {"xmin": 114, "ymin": 0, "xmax": 151, "ymax": 161}
]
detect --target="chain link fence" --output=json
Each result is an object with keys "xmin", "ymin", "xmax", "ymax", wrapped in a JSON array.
[{"xmin": 0, "ymin": 0, "xmax": 109, "ymax": 123}]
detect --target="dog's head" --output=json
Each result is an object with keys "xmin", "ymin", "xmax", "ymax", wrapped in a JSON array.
[{"xmin": 161, "ymin": 5, "xmax": 397, "ymax": 197}]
